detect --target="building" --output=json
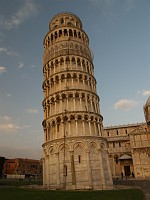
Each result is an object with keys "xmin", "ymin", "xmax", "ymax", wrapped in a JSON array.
[
  {"xmin": 0, "ymin": 157, "xmax": 5, "ymax": 178},
  {"xmin": 103, "ymin": 96, "xmax": 150, "ymax": 179},
  {"xmin": 2, "ymin": 158, "xmax": 42, "ymax": 178},
  {"xmin": 42, "ymin": 12, "xmax": 113, "ymax": 190}
]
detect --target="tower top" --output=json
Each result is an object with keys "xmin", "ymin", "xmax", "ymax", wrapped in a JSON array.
[
  {"xmin": 49, "ymin": 12, "xmax": 83, "ymax": 31},
  {"xmin": 144, "ymin": 96, "xmax": 150, "ymax": 125}
]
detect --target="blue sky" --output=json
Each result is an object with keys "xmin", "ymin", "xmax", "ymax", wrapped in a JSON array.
[{"xmin": 0, "ymin": 0, "xmax": 150, "ymax": 159}]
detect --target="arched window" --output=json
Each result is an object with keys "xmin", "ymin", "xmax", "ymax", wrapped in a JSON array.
[
  {"xmin": 69, "ymin": 29, "xmax": 73, "ymax": 37},
  {"xmin": 64, "ymin": 29, "xmax": 68, "ymax": 36},
  {"xmin": 59, "ymin": 30, "xmax": 62, "ymax": 37},
  {"xmin": 60, "ymin": 18, "xmax": 64, "ymax": 24},
  {"xmin": 74, "ymin": 30, "xmax": 77, "ymax": 37}
]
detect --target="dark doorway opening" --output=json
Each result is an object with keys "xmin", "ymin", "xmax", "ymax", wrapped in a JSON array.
[{"xmin": 124, "ymin": 165, "xmax": 131, "ymax": 177}]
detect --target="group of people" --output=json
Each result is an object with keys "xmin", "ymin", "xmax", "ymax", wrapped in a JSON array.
[{"xmin": 121, "ymin": 172, "xmax": 135, "ymax": 180}]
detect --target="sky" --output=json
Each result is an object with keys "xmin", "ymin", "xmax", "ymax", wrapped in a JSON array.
[{"xmin": 0, "ymin": 0, "xmax": 150, "ymax": 159}]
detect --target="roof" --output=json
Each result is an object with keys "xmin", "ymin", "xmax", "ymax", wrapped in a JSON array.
[{"xmin": 119, "ymin": 154, "xmax": 132, "ymax": 160}]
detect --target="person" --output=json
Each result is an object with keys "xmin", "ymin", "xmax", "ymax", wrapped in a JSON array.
[
  {"xmin": 131, "ymin": 172, "xmax": 135, "ymax": 178},
  {"xmin": 121, "ymin": 172, "xmax": 123, "ymax": 180}
]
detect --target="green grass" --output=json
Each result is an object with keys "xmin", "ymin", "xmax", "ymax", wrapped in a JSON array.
[{"xmin": 0, "ymin": 187, "xmax": 144, "ymax": 200}]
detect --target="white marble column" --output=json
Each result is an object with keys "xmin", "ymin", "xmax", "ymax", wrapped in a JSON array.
[
  {"xmin": 86, "ymin": 150, "xmax": 92, "ymax": 189},
  {"xmin": 75, "ymin": 118, "xmax": 79, "ymax": 136},
  {"xmin": 88, "ymin": 120, "xmax": 92, "ymax": 135},
  {"xmin": 82, "ymin": 119, "xmax": 86, "ymax": 135},
  {"xmin": 55, "ymin": 152, "xmax": 60, "ymax": 187},
  {"xmin": 98, "ymin": 149, "xmax": 106, "ymax": 189},
  {"xmin": 105, "ymin": 150, "xmax": 113, "ymax": 186}
]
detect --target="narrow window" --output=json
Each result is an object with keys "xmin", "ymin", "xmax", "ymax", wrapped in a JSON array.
[
  {"xmin": 113, "ymin": 142, "xmax": 115, "ymax": 148},
  {"xmin": 119, "ymin": 142, "xmax": 121, "ymax": 147},
  {"xmin": 57, "ymin": 123, "xmax": 60, "ymax": 132},
  {"xmin": 116, "ymin": 130, "xmax": 118, "ymax": 135},
  {"xmin": 64, "ymin": 165, "xmax": 67, "ymax": 176},
  {"xmin": 125, "ymin": 130, "xmax": 128, "ymax": 134},
  {"xmin": 107, "ymin": 131, "xmax": 109, "ymax": 136},
  {"xmin": 78, "ymin": 155, "xmax": 81, "ymax": 163}
]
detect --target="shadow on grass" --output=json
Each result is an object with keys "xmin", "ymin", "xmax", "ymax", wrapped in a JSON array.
[{"xmin": 0, "ymin": 187, "xmax": 144, "ymax": 200}]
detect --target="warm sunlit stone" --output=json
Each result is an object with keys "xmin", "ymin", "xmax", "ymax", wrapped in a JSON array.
[{"xmin": 42, "ymin": 12, "xmax": 113, "ymax": 190}]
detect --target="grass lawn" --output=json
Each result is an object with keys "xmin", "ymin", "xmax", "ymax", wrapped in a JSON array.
[{"xmin": 0, "ymin": 187, "xmax": 144, "ymax": 200}]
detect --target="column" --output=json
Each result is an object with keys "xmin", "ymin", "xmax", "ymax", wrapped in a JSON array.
[
  {"xmin": 55, "ymin": 152, "xmax": 61, "ymax": 187},
  {"xmin": 70, "ymin": 151, "xmax": 76, "ymax": 187},
  {"xmin": 88, "ymin": 120, "xmax": 92, "ymax": 135},
  {"xmin": 94, "ymin": 120, "xmax": 97, "ymax": 135},
  {"xmin": 46, "ymin": 155, "xmax": 50, "ymax": 188},
  {"xmin": 68, "ymin": 120, "xmax": 71, "ymax": 137},
  {"xmin": 105, "ymin": 150, "xmax": 113, "ymax": 186},
  {"xmin": 75, "ymin": 117, "xmax": 79, "ymax": 136},
  {"xmin": 98, "ymin": 149, "xmax": 106, "ymax": 189},
  {"xmin": 86, "ymin": 150, "xmax": 92, "ymax": 189},
  {"xmin": 98, "ymin": 123, "xmax": 101, "ymax": 136},
  {"xmin": 73, "ymin": 95, "xmax": 76, "ymax": 111},
  {"xmin": 82, "ymin": 119, "xmax": 86, "ymax": 135}
]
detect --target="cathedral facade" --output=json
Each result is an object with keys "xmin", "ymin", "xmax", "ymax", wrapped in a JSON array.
[
  {"xmin": 42, "ymin": 12, "xmax": 113, "ymax": 189},
  {"xmin": 103, "ymin": 97, "xmax": 150, "ymax": 179}
]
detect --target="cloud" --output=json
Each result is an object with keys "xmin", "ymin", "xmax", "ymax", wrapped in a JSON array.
[
  {"xmin": 114, "ymin": 99, "xmax": 138, "ymax": 111},
  {"xmin": 0, "ymin": 115, "xmax": 20, "ymax": 133},
  {"xmin": 0, "ymin": 66, "xmax": 7, "ymax": 74},
  {"xmin": 18, "ymin": 62, "xmax": 24, "ymax": 68},
  {"xmin": 0, "ymin": 47, "xmax": 18, "ymax": 56},
  {"xmin": 6, "ymin": 93, "xmax": 12, "ymax": 97},
  {"xmin": 27, "ymin": 108, "xmax": 38, "ymax": 114},
  {"xmin": 142, "ymin": 90, "xmax": 150, "ymax": 96},
  {"xmin": 0, "ymin": 0, "xmax": 38, "ymax": 30},
  {"xmin": 137, "ymin": 90, "xmax": 150, "ymax": 96}
]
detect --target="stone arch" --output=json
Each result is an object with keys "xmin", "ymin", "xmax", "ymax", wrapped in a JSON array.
[
  {"xmin": 56, "ymin": 116, "xmax": 61, "ymax": 123},
  {"xmin": 58, "ymin": 143, "xmax": 70, "ymax": 154},
  {"xmin": 59, "ymin": 29, "xmax": 63, "ymax": 37},
  {"xmin": 84, "ymin": 114, "xmax": 88, "ymax": 121},
  {"xmin": 49, "ymin": 146, "xmax": 54, "ymax": 155},
  {"xmin": 70, "ymin": 114, "xmax": 75, "ymax": 121},
  {"xmin": 54, "ymin": 31, "xmax": 58, "ymax": 39},
  {"xmin": 78, "ymin": 31, "xmax": 81, "ymax": 38},
  {"xmin": 89, "ymin": 142, "xmax": 98, "ymax": 153},
  {"xmin": 61, "ymin": 93, "xmax": 67, "ymax": 102},
  {"xmin": 60, "ymin": 57, "xmax": 64, "ymax": 65},
  {"xmin": 74, "ymin": 30, "xmax": 77, "ymax": 37},
  {"xmin": 71, "ymin": 57, "xmax": 76, "ymax": 65},
  {"xmin": 55, "ymin": 75, "xmax": 59, "ymax": 83},
  {"xmin": 55, "ymin": 59, "xmax": 59, "ymax": 66},
  {"xmin": 73, "ymin": 73, "xmax": 77, "ymax": 80},
  {"xmin": 67, "ymin": 73, "xmax": 71, "ymax": 79},
  {"xmin": 56, "ymin": 94, "xmax": 60, "ymax": 102},
  {"xmin": 51, "ymin": 97, "xmax": 55, "ymax": 104},
  {"xmin": 77, "ymin": 114, "xmax": 82, "ymax": 121},
  {"xmin": 68, "ymin": 93, "xmax": 73, "ymax": 99},
  {"xmin": 75, "ymin": 92, "xmax": 79, "ymax": 99},
  {"xmin": 64, "ymin": 29, "xmax": 68, "ymax": 36},
  {"xmin": 61, "ymin": 74, "xmax": 65, "ymax": 82},
  {"xmin": 73, "ymin": 142, "xmax": 85, "ymax": 154},
  {"xmin": 69, "ymin": 29, "xmax": 73, "ymax": 37},
  {"xmin": 66, "ymin": 57, "xmax": 70, "ymax": 65}
]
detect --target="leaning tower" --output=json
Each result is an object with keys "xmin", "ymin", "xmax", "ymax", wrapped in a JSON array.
[{"xmin": 42, "ymin": 12, "xmax": 112, "ymax": 190}]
